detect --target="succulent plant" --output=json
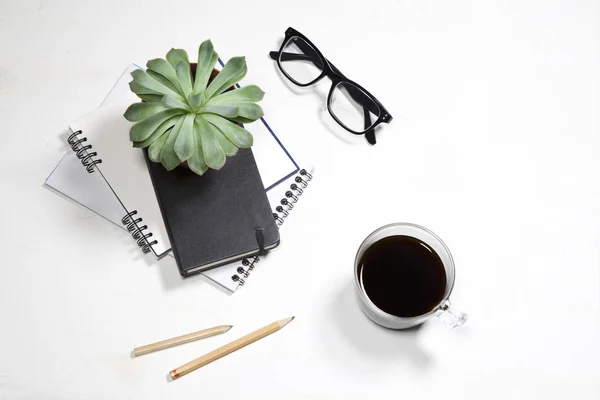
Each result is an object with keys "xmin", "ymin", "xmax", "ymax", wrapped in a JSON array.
[{"xmin": 124, "ymin": 40, "xmax": 264, "ymax": 175}]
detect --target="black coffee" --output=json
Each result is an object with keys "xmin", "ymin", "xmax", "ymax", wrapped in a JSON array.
[{"xmin": 359, "ymin": 235, "xmax": 447, "ymax": 318}]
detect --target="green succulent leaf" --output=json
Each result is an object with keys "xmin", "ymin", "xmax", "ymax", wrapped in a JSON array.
[
  {"xmin": 148, "ymin": 128, "xmax": 171, "ymax": 162},
  {"xmin": 188, "ymin": 93, "xmax": 205, "ymax": 110},
  {"xmin": 130, "ymin": 109, "xmax": 185, "ymax": 142},
  {"xmin": 175, "ymin": 61, "xmax": 193, "ymax": 97},
  {"xmin": 133, "ymin": 115, "xmax": 180, "ymax": 148},
  {"xmin": 212, "ymin": 125, "xmax": 239, "ymax": 156},
  {"xmin": 129, "ymin": 81, "xmax": 162, "ymax": 96},
  {"xmin": 147, "ymin": 70, "xmax": 179, "ymax": 93},
  {"xmin": 161, "ymin": 94, "xmax": 191, "ymax": 111},
  {"xmin": 131, "ymin": 69, "xmax": 185, "ymax": 103},
  {"xmin": 160, "ymin": 117, "xmax": 185, "ymax": 170},
  {"xmin": 166, "ymin": 48, "xmax": 189, "ymax": 70},
  {"xmin": 196, "ymin": 116, "xmax": 226, "ymax": 169},
  {"xmin": 194, "ymin": 40, "xmax": 217, "ymax": 93},
  {"xmin": 200, "ymin": 105, "xmax": 239, "ymax": 118},
  {"xmin": 207, "ymin": 52, "xmax": 219, "ymax": 82},
  {"xmin": 216, "ymin": 63, "xmax": 247, "ymax": 97},
  {"xmin": 124, "ymin": 102, "xmax": 167, "ymax": 122},
  {"xmin": 188, "ymin": 121, "xmax": 209, "ymax": 175},
  {"xmin": 146, "ymin": 58, "xmax": 181, "ymax": 91},
  {"xmin": 136, "ymin": 93, "xmax": 164, "ymax": 102},
  {"xmin": 228, "ymin": 116, "xmax": 257, "ymax": 124},
  {"xmin": 203, "ymin": 113, "xmax": 253, "ymax": 148},
  {"xmin": 234, "ymin": 103, "xmax": 264, "ymax": 121},
  {"xmin": 205, "ymin": 85, "xmax": 265, "ymax": 105},
  {"xmin": 205, "ymin": 56, "xmax": 246, "ymax": 99},
  {"xmin": 174, "ymin": 114, "xmax": 196, "ymax": 161}
]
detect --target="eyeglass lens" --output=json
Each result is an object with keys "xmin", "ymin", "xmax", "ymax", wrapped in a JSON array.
[
  {"xmin": 278, "ymin": 36, "xmax": 325, "ymax": 85},
  {"xmin": 329, "ymin": 82, "xmax": 381, "ymax": 133}
]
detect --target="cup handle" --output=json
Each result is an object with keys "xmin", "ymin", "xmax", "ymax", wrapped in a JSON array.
[{"xmin": 437, "ymin": 300, "xmax": 468, "ymax": 328}]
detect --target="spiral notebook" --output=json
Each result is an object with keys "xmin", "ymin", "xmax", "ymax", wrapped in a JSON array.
[{"xmin": 45, "ymin": 64, "xmax": 314, "ymax": 291}]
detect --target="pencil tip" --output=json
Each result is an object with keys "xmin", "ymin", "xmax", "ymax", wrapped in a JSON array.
[
  {"xmin": 278, "ymin": 316, "xmax": 295, "ymax": 327},
  {"xmin": 226, "ymin": 325, "xmax": 233, "ymax": 331}
]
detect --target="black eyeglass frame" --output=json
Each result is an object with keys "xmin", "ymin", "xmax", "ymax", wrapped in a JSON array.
[{"xmin": 269, "ymin": 27, "xmax": 393, "ymax": 145}]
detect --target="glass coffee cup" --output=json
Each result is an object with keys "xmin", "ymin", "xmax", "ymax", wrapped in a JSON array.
[{"xmin": 354, "ymin": 223, "xmax": 467, "ymax": 329}]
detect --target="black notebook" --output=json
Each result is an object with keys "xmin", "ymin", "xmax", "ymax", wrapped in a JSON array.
[{"xmin": 143, "ymin": 148, "xmax": 280, "ymax": 276}]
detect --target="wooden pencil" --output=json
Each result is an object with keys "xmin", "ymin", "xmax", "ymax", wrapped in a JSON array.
[
  {"xmin": 133, "ymin": 325, "xmax": 232, "ymax": 357},
  {"xmin": 169, "ymin": 317, "xmax": 294, "ymax": 380}
]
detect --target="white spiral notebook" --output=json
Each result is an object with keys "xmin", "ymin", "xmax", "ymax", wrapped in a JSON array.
[{"xmin": 45, "ymin": 64, "xmax": 313, "ymax": 292}]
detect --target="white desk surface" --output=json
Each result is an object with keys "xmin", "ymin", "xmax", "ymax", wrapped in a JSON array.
[{"xmin": 1, "ymin": 0, "xmax": 599, "ymax": 398}]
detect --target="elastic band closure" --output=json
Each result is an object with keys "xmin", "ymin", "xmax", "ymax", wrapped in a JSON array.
[{"xmin": 255, "ymin": 228, "xmax": 266, "ymax": 256}]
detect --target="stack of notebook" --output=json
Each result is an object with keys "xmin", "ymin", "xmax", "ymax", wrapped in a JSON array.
[{"xmin": 45, "ymin": 64, "xmax": 313, "ymax": 292}]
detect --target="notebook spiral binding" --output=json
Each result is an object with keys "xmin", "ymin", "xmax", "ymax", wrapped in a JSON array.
[
  {"xmin": 120, "ymin": 211, "xmax": 159, "ymax": 254},
  {"xmin": 68, "ymin": 130, "xmax": 157, "ymax": 255},
  {"xmin": 67, "ymin": 130, "xmax": 102, "ymax": 173},
  {"xmin": 231, "ymin": 168, "xmax": 313, "ymax": 287}
]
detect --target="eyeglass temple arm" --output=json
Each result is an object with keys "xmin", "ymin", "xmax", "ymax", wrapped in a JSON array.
[
  {"xmin": 363, "ymin": 109, "xmax": 376, "ymax": 145},
  {"xmin": 270, "ymin": 50, "xmax": 379, "ymax": 145}
]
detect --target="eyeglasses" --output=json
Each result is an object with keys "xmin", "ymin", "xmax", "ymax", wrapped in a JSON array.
[{"xmin": 270, "ymin": 27, "xmax": 392, "ymax": 145}]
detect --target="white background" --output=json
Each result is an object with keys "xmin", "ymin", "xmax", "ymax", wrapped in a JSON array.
[{"xmin": 1, "ymin": 0, "xmax": 599, "ymax": 398}]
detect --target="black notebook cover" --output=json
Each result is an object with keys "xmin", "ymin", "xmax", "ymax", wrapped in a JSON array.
[{"xmin": 143, "ymin": 148, "xmax": 280, "ymax": 276}]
